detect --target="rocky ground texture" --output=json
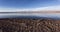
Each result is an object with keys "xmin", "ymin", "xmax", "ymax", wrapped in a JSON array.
[{"xmin": 0, "ymin": 18, "xmax": 60, "ymax": 32}]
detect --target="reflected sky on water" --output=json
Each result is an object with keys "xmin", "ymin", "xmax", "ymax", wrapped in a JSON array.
[{"xmin": 0, "ymin": 13, "xmax": 59, "ymax": 18}]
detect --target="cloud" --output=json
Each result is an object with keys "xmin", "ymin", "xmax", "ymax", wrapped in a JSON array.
[
  {"xmin": 32, "ymin": 5, "xmax": 60, "ymax": 11},
  {"xmin": 0, "ymin": 5, "xmax": 60, "ymax": 12}
]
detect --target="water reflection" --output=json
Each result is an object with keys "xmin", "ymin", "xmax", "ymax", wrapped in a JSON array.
[{"xmin": 0, "ymin": 13, "xmax": 60, "ymax": 18}]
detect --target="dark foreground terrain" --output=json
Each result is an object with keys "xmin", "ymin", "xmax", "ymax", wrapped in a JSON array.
[{"xmin": 0, "ymin": 18, "xmax": 60, "ymax": 32}]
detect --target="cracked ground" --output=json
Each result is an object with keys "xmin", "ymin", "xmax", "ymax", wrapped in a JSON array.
[{"xmin": 0, "ymin": 18, "xmax": 60, "ymax": 32}]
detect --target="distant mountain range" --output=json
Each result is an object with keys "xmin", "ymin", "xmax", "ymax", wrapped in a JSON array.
[{"xmin": 0, "ymin": 11, "xmax": 60, "ymax": 14}]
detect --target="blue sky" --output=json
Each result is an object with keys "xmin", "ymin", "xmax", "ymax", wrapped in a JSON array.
[
  {"xmin": 0, "ymin": 0, "xmax": 60, "ymax": 11},
  {"xmin": 0, "ymin": 0, "xmax": 60, "ymax": 8}
]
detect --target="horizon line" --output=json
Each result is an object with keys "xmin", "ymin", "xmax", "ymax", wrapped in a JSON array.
[{"xmin": 0, "ymin": 11, "xmax": 60, "ymax": 14}]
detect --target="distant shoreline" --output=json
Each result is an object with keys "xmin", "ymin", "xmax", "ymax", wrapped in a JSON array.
[{"xmin": 0, "ymin": 11, "xmax": 60, "ymax": 14}]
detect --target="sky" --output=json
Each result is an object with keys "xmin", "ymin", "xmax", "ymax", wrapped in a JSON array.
[{"xmin": 0, "ymin": 0, "xmax": 60, "ymax": 12}]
